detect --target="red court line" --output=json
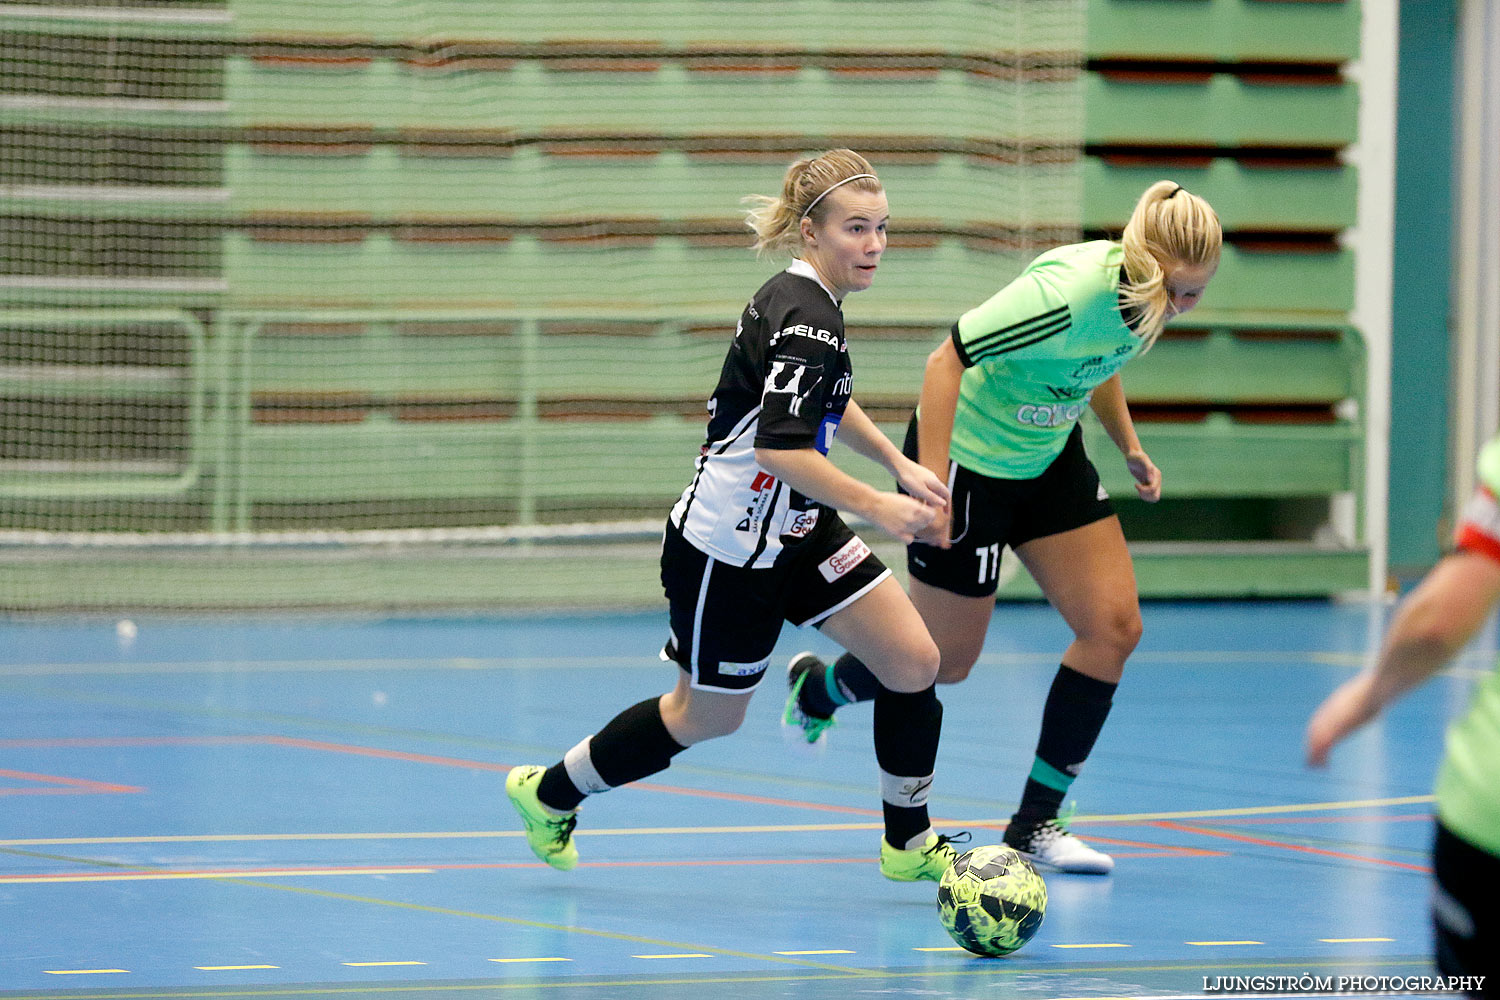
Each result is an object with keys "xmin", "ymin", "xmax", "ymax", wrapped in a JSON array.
[
  {"xmin": 0, "ymin": 769, "xmax": 143, "ymax": 797},
  {"xmin": 263, "ymin": 736, "xmax": 513, "ymax": 772},
  {"xmin": 1150, "ymin": 820, "xmax": 1431, "ymax": 872},
  {"xmin": 0, "ymin": 737, "xmax": 262, "ymax": 749},
  {"xmin": 265, "ymin": 736, "xmax": 885, "ymax": 817},
  {"xmin": 628, "ymin": 781, "xmax": 882, "ymax": 816},
  {"xmin": 957, "ymin": 822, "xmax": 1226, "ymax": 859},
  {"xmin": 1185, "ymin": 813, "xmax": 1433, "ymax": 827}
]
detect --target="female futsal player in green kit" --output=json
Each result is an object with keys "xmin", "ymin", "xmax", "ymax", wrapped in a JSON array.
[
  {"xmin": 1308, "ymin": 436, "xmax": 1500, "ymax": 994},
  {"xmin": 785, "ymin": 180, "xmax": 1222, "ymax": 874}
]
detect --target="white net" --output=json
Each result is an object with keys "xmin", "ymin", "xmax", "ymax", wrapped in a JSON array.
[{"xmin": 0, "ymin": 0, "xmax": 1084, "ymax": 610}]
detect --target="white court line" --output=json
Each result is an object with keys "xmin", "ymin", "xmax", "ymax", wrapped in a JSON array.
[{"xmin": 0, "ymin": 795, "xmax": 1434, "ymax": 848}]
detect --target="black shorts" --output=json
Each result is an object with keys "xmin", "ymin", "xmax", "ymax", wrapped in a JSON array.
[
  {"xmin": 659, "ymin": 516, "xmax": 891, "ymax": 693},
  {"xmin": 1432, "ymin": 820, "xmax": 1497, "ymax": 990},
  {"xmin": 904, "ymin": 418, "xmax": 1115, "ymax": 598}
]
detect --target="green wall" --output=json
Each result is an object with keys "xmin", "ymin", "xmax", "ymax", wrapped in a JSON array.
[{"xmin": 1388, "ymin": 0, "xmax": 1458, "ymax": 575}]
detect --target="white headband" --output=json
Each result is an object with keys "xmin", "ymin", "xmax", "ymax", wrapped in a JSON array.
[{"xmin": 801, "ymin": 173, "xmax": 877, "ymax": 219}]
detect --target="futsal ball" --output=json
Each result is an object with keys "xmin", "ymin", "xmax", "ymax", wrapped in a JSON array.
[{"xmin": 936, "ymin": 845, "xmax": 1047, "ymax": 957}]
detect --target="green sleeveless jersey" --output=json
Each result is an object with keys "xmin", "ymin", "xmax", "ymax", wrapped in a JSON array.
[
  {"xmin": 947, "ymin": 241, "xmax": 1146, "ymax": 479},
  {"xmin": 1436, "ymin": 435, "xmax": 1500, "ymax": 857}
]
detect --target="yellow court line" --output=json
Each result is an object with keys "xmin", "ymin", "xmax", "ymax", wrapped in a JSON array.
[
  {"xmin": 488, "ymin": 957, "xmax": 571, "ymax": 964},
  {"xmin": 195, "ymin": 965, "xmax": 279, "ymax": 971},
  {"xmin": 0, "ymin": 796, "xmax": 1436, "ymax": 849},
  {"xmin": 1084, "ymin": 795, "xmax": 1434, "ymax": 824},
  {"xmin": 0, "ymin": 827, "xmax": 876, "ymax": 847},
  {"xmin": 43, "ymin": 969, "xmax": 128, "ymax": 975},
  {"xmin": 633, "ymin": 954, "xmax": 713, "ymax": 960},
  {"xmin": 342, "ymin": 961, "xmax": 427, "ymax": 967},
  {"xmin": 913, "ymin": 947, "xmax": 966, "ymax": 952},
  {"xmin": 1320, "ymin": 937, "xmax": 1395, "ymax": 943},
  {"xmin": 776, "ymin": 950, "xmax": 855, "ymax": 956},
  {"xmin": 1187, "ymin": 941, "xmax": 1263, "ymax": 946},
  {"xmin": 218, "ymin": 878, "xmax": 879, "ymax": 977},
  {"xmin": 1052, "ymin": 943, "xmax": 1131, "ymax": 949}
]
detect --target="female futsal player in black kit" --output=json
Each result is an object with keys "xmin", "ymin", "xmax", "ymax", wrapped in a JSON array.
[{"xmin": 507, "ymin": 149, "xmax": 965, "ymax": 882}]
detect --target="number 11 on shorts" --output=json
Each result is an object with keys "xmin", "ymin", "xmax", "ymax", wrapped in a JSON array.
[{"xmin": 976, "ymin": 543, "xmax": 1000, "ymax": 584}]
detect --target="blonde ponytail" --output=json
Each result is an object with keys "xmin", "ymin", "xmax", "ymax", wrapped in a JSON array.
[
  {"xmin": 1119, "ymin": 180, "xmax": 1222, "ymax": 348},
  {"xmin": 743, "ymin": 149, "xmax": 883, "ymax": 257}
]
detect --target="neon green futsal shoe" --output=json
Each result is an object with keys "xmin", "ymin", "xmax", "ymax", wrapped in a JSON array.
[
  {"xmin": 879, "ymin": 832, "xmax": 969, "ymax": 882},
  {"xmin": 782, "ymin": 651, "xmax": 837, "ymax": 745},
  {"xmin": 505, "ymin": 765, "xmax": 579, "ymax": 871}
]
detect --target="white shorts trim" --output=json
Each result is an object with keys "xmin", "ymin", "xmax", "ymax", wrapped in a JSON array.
[
  {"xmin": 689, "ymin": 559, "xmax": 712, "ymax": 670},
  {"xmin": 798, "ymin": 566, "xmax": 892, "ymax": 627},
  {"xmin": 688, "ymin": 672, "xmax": 763, "ymax": 695}
]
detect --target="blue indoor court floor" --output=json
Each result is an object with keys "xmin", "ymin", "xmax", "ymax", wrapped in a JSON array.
[{"xmin": 0, "ymin": 600, "xmax": 1487, "ymax": 999}]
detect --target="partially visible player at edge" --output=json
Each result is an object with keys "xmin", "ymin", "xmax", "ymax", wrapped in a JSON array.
[
  {"xmin": 507, "ymin": 149, "xmax": 967, "ymax": 881},
  {"xmin": 1307, "ymin": 437, "xmax": 1500, "ymax": 997},
  {"xmin": 784, "ymin": 181, "xmax": 1222, "ymax": 874}
]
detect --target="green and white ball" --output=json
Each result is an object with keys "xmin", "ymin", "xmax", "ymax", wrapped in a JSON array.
[{"xmin": 936, "ymin": 845, "xmax": 1047, "ymax": 956}]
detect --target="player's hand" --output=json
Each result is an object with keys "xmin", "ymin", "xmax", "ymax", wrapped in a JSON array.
[
  {"xmin": 1305, "ymin": 672, "xmax": 1380, "ymax": 767},
  {"xmin": 912, "ymin": 503, "xmax": 952, "ymax": 549},
  {"xmin": 893, "ymin": 456, "xmax": 950, "ymax": 510},
  {"xmin": 868, "ymin": 492, "xmax": 938, "ymax": 545},
  {"xmin": 1125, "ymin": 449, "xmax": 1162, "ymax": 503}
]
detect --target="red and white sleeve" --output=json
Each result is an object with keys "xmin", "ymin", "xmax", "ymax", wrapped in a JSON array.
[{"xmin": 1455, "ymin": 485, "xmax": 1500, "ymax": 565}]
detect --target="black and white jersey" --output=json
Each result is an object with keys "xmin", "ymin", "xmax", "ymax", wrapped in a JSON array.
[{"xmin": 670, "ymin": 259, "xmax": 854, "ymax": 569}]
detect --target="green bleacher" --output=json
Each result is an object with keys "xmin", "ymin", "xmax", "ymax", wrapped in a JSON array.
[{"xmin": 0, "ymin": 0, "xmax": 1369, "ymax": 609}]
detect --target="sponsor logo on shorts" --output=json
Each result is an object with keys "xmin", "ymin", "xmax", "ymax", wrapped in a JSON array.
[
  {"xmin": 818, "ymin": 536, "xmax": 871, "ymax": 582},
  {"xmin": 718, "ymin": 656, "xmax": 770, "ymax": 677},
  {"xmin": 1097, "ymin": 483, "xmax": 1109, "ymax": 501}
]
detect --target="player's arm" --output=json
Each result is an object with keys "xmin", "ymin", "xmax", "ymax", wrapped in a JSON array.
[
  {"xmin": 1089, "ymin": 373, "xmax": 1161, "ymax": 503},
  {"xmin": 754, "ymin": 445, "xmax": 936, "ymax": 544},
  {"xmin": 1306, "ymin": 549, "xmax": 1500, "ymax": 766},
  {"xmin": 916, "ymin": 337, "xmax": 964, "ymax": 482},
  {"xmin": 904, "ymin": 337, "xmax": 965, "ymax": 549},
  {"xmin": 834, "ymin": 400, "xmax": 948, "ymax": 511}
]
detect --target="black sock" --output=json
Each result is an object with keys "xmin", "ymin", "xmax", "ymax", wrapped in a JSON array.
[
  {"xmin": 1010, "ymin": 664, "xmax": 1116, "ymax": 827},
  {"xmin": 873, "ymin": 683, "xmax": 943, "ymax": 849},
  {"xmin": 537, "ymin": 697, "xmax": 687, "ymax": 812},
  {"xmin": 799, "ymin": 652, "xmax": 882, "ymax": 717},
  {"xmin": 832, "ymin": 652, "xmax": 883, "ymax": 702}
]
